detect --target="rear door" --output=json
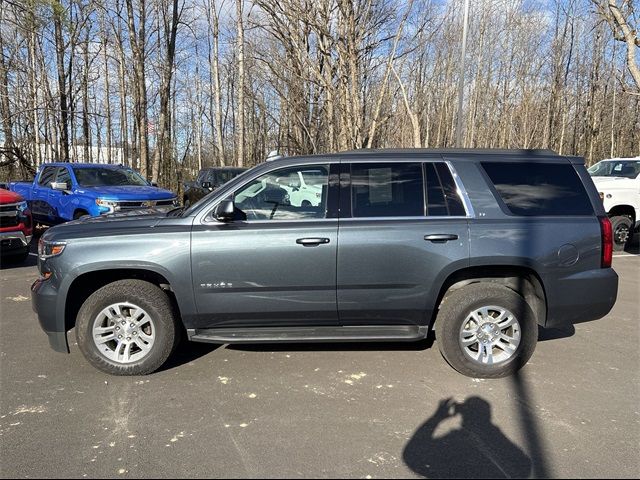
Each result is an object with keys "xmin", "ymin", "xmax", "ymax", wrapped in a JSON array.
[{"xmin": 336, "ymin": 159, "xmax": 471, "ymax": 326}]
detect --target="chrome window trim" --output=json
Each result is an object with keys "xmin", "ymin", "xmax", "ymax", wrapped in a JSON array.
[
  {"xmin": 445, "ymin": 161, "xmax": 475, "ymax": 218},
  {"xmin": 199, "ymin": 159, "xmax": 475, "ymax": 224}
]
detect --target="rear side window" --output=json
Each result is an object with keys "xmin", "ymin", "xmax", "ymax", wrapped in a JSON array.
[
  {"xmin": 482, "ymin": 162, "xmax": 593, "ymax": 216},
  {"xmin": 425, "ymin": 163, "xmax": 467, "ymax": 216},
  {"xmin": 351, "ymin": 163, "xmax": 424, "ymax": 217}
]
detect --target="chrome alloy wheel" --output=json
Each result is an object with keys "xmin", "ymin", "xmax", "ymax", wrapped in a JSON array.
[
  {"xmin": 92, "ymin": 302, "xmax": 156, "ymax": 364},
  {"xmin": 459, "ymin": 306, "xmax": 521, "ymax": 365}
]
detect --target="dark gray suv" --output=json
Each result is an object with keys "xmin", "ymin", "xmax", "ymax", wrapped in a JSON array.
[{"xmin": 31, "ymin": 149, "xmax": 618, "ymax": 378}]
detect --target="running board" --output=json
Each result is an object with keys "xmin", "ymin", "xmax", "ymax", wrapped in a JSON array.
[{"xmin": 188, "ymin": 325, "xmax": 428, "ymax": 344}]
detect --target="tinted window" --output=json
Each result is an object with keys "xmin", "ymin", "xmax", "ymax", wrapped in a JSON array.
[
  {"xmin": 482, "ymin": 162, "xmax": 593, "ymax": 216},
  {"xmin": 425, "ymin": 163, "xmax": 466, "ymax": 216},
  {"xmin": 351, "ymin": 163, "xmax": 424, "ymax": 217},
  {"xmin": 233, "ymin": 165, "xmax": 329, "ymax": 221},
  {"xmin": 38, "ymin": 167, "xmax": 57, "ymax": 187}
]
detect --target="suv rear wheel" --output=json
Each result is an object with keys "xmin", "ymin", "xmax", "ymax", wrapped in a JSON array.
[
  {"xmin": 435, "ymin": 283, "xmax": 537, "ymax": 378},
  {"xmin": 75, "ymin": 280, "xmax": 178, "ymax": 375}
]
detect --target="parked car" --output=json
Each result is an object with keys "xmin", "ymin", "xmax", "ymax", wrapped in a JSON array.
[
  {"xmin": 0, "ymin": 188, "xmax": 33, "ymax": 262},
  {"xmin": 32, "ymin": 149, "xmax": 618, "ymax": 378},
  {"xmin": 183, "ymin": 167, "xmax": 246, "ymax": 207},
  {"xmin": 588, "ymin": 157, "xmax": 640, "ymax": 251},
  {"xmin": 9, "ymin": 163, "xmax": 178, "ymax": 225}
]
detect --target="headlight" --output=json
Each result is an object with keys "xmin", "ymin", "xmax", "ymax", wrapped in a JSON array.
[
  {"xmin": 96, "ymin": 198, "xmax": 118, "ymax": 213},
  {"xmin": 38, "ymin": 238, "xmax": 67, "ymax": 259},
  {"xmin": 17, "ymin": 201, "xmax": 28, "ymax": 213},
  {"xmin": 172, "ymin": 197, "xmax": 179, "ymax": 207}
]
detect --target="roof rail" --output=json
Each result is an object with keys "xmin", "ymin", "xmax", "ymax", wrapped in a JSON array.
[{"xmin": 338, "ymin": 148, "xmax": 559, "ymax": 156}]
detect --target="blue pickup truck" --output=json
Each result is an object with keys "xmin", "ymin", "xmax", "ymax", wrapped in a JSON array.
[{"xmin": 9, "ymin": 163, "xmax": 178, "ymax": 224}]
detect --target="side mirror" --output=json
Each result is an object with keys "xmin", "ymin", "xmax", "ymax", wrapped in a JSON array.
[
  {"xmin": 214, "ymin": 200, "xmax": 235, "ymax": 222},
  {"xmin": 51, "ymin": 182, "xmax": 68, "ymax": 191},
  {"xmin": 202, "ymin": 181, "xmax": 213, "ymax": 190}
]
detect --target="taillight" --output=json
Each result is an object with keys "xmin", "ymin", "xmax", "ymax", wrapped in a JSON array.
[{"xmin": 599, "ymin": 216, "xmax": 613, "ymax": 268}]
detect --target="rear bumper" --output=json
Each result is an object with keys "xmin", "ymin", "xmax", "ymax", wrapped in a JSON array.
[
  {"xmin": 545, "ymin": 268, "xmax": 618, "ymax": 328},
  {"xmin": 31, "ymin": 277, "xmax": 69, "ymax": 353}
]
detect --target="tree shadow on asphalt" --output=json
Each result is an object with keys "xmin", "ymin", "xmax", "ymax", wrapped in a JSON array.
[{"xmin": 403, "ymin": 371, "xmax": 551, "ymax": 479}]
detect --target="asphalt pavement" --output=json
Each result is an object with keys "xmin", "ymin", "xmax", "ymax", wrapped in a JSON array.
[{"xmin": 0, "ymin": 245, "xmax": 638, "ymax": 478}]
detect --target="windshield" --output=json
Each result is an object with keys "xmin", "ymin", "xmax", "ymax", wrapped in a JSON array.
[
  {"xmin": 73, "ymin": 167, "xmax": 150, "ymax": 187},
  {"xmin": 588, "ymin": 160, "xmax": 640, "ymax": 179}
]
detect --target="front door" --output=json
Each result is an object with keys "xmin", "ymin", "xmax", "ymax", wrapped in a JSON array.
[
  {"xmin": 337, "ymin": 160, "xmax": 471, "ymax": 326},
  {"xmin": 190, "ymin": 163, "xmax": 339, "ymax": 329}
]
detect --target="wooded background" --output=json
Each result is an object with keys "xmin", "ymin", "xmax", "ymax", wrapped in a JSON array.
[{"xmin": 1, "ymin": 0, "xmax": 639, "ymax": 192}]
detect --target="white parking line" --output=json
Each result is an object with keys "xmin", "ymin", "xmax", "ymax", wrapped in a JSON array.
[{"xmin": 613, "ymin": 254, "xmax": 639, "ymax": 258}]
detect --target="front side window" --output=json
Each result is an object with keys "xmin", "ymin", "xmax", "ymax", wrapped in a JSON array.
[
  {"xmin": 233, "ymin": 165, "xmax": 329, "ymax": 221},
  {"xmin": 73, "ymin": 167, "xmax": 149, "ymax": 187},
  {"xmin": 38, "ymin": 167, "xmax": 57, "ymax": 187},
  {"xmin": 55, "ymin": 167, "xmax": 71, "ymax": 187}
]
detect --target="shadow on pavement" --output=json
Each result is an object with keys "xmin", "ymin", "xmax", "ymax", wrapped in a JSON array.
[
  {"xmin": 403, "ymin": 370, "xmax": 551, "ymax": 479},
  {"xmin": 403, "ymin": 396, "xmax": 532, "ymax": 479},
  {"xmin": 158, "ymin": 340, "xmax": 221, "ymax": 372}
]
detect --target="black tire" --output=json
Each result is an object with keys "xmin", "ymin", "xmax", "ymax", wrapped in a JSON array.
[
  {"xmin": 75, "ymin": 279, "xmax": 179, "ymax": 375},
  {"xmin": 435, "ymin": 283, "xmax": 538, "ymax": 378},
  {"xmin": 74, "ymin": 209, "xmax": 89, "ymax": 220},
  {"xmin": 610, "ymin": 215, "xmax": 633, "ymax": 252},
  {"xmin": 301, "ymin": 200, "xmax": 312, "ymax": 207}
]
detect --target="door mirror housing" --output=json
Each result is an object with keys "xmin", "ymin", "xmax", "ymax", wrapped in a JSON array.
[{"xmin": 214, "ymin": 200, "xmax": 235, "ymax": 222}]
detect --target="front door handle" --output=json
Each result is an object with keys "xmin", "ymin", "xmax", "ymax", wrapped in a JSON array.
[
  {"xmin": 424, "ymin": 234, "xmax": 459, "ymax": 242},
  {"xmin": 296, "ymin": 237, "xmax": 330, "ymax": 246}
]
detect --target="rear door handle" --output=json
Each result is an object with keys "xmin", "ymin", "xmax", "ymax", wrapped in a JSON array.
[
  {"xmin": 424, "ymin": 234, "xmax": 459, "ymax": 242},
  {"xmin": 296, "ymin": 237, "xmax": 330, "ymax": 246}
]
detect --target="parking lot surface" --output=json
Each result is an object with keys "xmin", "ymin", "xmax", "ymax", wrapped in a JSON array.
[{"xmin": 1, "ymin": 247, "xmax": 639, "ymax": 478}]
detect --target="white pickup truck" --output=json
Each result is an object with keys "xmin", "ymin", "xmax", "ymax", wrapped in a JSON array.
[{"xmin": 589, "ymin": 157, "xmax": 640, "ymax": 251}]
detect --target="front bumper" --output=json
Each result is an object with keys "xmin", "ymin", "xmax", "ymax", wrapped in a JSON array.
[
  {"xmin": 0, "ymin": 231, "xmax": 32, "ymax": 252},
  {"xmin": 31, "ymin": 277, "xmax": 69, "ymax": 353}
]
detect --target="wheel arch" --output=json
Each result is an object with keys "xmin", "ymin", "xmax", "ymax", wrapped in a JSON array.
[
  {"xmin": 429, "ymin": 265, "xmax": 547, "ymax": 329},
  {"xmin": 64, "ymin": 268, "xmax": 183, "ymax": 332},
  {"xmin": 608, "ymin": 205, "xmax": 636, "ymax": 224}
]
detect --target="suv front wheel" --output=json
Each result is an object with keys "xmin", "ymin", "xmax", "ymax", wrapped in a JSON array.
[
  {"xmin": 435, "ymin": 283, "xmax": 537, "ymax": 378},
  {"xmin": 75, "ymin": 279, "xmax": 179, "ymax": 375}
]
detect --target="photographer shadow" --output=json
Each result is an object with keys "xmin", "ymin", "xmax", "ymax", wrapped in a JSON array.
[{"xmin": 403, "ymin": 397, "xmax": 531, "ymax": 479}]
